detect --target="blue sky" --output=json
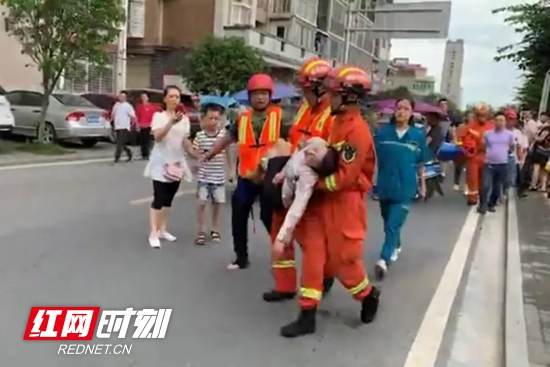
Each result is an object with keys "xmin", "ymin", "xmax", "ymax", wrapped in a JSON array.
[{"xmin": 390, "ymin": 0, "xmax": 521, "ymax": 108}]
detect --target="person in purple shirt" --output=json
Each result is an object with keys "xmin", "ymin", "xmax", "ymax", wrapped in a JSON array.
[{"xmin": 479, "ymin": 111, "xmax": 515, "ymax": 214}]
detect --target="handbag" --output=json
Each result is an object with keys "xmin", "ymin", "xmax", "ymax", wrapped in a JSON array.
[{"xmin": 163, "ymin": 163, "xmax": 184, "ymax": 182}]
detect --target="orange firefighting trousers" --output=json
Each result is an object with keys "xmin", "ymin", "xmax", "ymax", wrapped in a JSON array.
[
  {"xmin": 270, "ymin": 210, "xmax": 297, "ymax": 293},
  {"xmin": 465, "ymin": 156, "xmax": 484, "ymax": 204},
  {"xmin": 294, "ymin": 192, "xmax": 372, "ymax": 309}
]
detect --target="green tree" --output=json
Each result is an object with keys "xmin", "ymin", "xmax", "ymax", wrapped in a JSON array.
[
  {"xmin": 181, "ymin": 36, "xmax": 268, "ymax": 95},
  {"xmin": 493, "ymin": 2, "xmax": 550, "ymax": 109},
  {"xmin": 375, "ymin": 86, "xmax": 412, "ymax": 100},
  {"xmin": 1, "ymin": 0, "xmax": 124, "ymax": 142}
]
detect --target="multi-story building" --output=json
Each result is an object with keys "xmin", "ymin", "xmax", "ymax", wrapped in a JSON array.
[
  {"xmin": 386, "ymin": 57, "xmax": 435, "ymax": 96},
  {"xmin": 4, "ymin": 0, "xmax": 447, "ymax": 94},
  {"xmin": 440, "ymin": 39, "xmax": 464, "ymax": 106}
]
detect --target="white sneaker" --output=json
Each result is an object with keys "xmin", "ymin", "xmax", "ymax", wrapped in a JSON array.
[
  {"xmin": 453, "ymin": 184, "xmax": 460, "ymax": 191},
  {"xmin": 149, "ymin": 236, "xmax": 161, "ymax": 249},
  {"xmin": 375, "ymin": 259, "xmax": 388, "ymax": 280},
  {"xmin": 159, "ymin": 230, "xmax": 177, "ymax": 242},
  {"xmin": 391, "ymin": 247, "xmax": 402, "ymax": 262}
]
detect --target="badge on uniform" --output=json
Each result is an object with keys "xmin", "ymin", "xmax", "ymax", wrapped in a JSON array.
[{"xmin": 342, "ymin": 143, "xmax": 357, "ymax": 163}]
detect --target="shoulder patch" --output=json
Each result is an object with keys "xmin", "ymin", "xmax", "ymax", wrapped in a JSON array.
[{"xmin": 342, "ymin": 143, "xmax": 357, "ymax": 163}]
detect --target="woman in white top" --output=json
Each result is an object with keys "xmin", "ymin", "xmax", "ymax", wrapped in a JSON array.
[{"xmin": 143, "ymin": 85, "xmax": 194, "ymax": 248}]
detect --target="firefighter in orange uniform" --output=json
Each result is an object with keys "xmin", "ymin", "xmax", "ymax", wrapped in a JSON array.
[
  {"xmin": 280, "ymin": 65, "xmax": 380, "ymax": 338},
  {"xmin": 462, "ymin": 104, "xmax": 494, "ymax": 205},
  {"xmin": 263, "ymin": 57, "xmax": 337, "ymax": 303},
  {"xmin": 204, "ymin": 74, "xmax": 287, "ymax": 269}
]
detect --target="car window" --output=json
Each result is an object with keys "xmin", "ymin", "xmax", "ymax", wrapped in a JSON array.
[
  {"xmin": 5, "ymin": 92, "xmax": 23, "ymax": 105},
  {"xmin": 20, "ymin": 92, "xmax": 43, "ymax": 107},
  {"xmin": 53, "ymin": 93, "xmax": 96, "ymax": 107}
]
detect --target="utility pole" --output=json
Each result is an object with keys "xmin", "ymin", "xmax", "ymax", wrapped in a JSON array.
[
  {"xmin": 538, "ymin": 69, "xmax": 550, "ymax": 117},
  {"xmin": 343, "ymin": 0, "xmax": 353, "ymax": 63},
  {"xmin": 114, "ymin": 0, "xmax": 129, "ymax": 92}
]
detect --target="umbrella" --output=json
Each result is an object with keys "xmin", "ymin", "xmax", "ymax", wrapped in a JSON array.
[
  {"xmin": 232, "ymin": 83, "xmax": 299, "ymax": 102},
  {"xmin": 199, "ymin": 95, "xmax": 238, "ymax": 109}
]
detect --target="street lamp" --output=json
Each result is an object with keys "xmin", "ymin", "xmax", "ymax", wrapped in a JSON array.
[{"xmin": 538, "ymin": 68, "xmax": 550, "ymax": 116}]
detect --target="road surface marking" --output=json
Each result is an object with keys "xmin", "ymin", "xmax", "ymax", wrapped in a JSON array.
[
  {"xmin": 0, "ymin": 158, "xmax": 112, "ymax": 171},
  {"xmin": 402, "ymin": 206, "xmax": 479, "ymax": 367},
  {"xmin": 130, "ymin": 189, "xmax": 195, "ymax": 205}
]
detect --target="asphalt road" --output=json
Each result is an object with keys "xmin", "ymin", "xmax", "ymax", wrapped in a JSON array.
[{"xmin": 0, "ymin": 160, "xmax": 498, "ymax": 367}]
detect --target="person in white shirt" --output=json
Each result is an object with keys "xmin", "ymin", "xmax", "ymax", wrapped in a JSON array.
[
  {"xmin": 521, "ymin": 110, "xmax": 541, "ymax": 145},
  {"xmin": 143, "ymin": 85, "xmax": 194, "ymax": 248},
  {"xmin": 504, "ymin": 109, "xmax": 528, "ymax": 196},
  {"xmin": 111, "ymin": 91, "xmax": 136, "ymax": 163}
]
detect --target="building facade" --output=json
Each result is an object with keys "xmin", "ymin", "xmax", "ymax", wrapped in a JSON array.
[
  {"xmin": 440, "ymin": 39, "xmax": 464, "ymax": 106},
  {"xmin": 386, "ymin": 57, "xmax": 435, "ymax": 96}
]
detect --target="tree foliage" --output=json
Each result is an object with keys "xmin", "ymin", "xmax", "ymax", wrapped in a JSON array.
[
  {"xmin": 181, "ymin": 36, "xmax": 268, "ymax": 95},
  {"xmin": 493, "ymin": 1, "xmax": 550, "ymax": 110},
  {"xmin": 1, "ymin": 0, "xmax": 124, "ymax": 142}
]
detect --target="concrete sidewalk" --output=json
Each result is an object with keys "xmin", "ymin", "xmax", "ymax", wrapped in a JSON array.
[{"xmin": 516, "ymin": 194, "xmax": 550, "ymax": 367}]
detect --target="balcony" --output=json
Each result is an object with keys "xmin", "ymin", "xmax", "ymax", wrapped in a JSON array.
[{"xmin": 224, "ymin": 26, "xmax": 319, "ymax": 69}]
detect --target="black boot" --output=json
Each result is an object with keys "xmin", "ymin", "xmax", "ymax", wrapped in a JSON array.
[
  {"xmin": 262, "ymin": 290, "xmax": 296, "ymax": 302},
  {"xmin": 280, "ymin": 308, "xmax": 316, "ymax": 338},
  {"xmin": 360, "ymin": 286, "xmax": 380, "ymax": 324},
  {"xmin": 322, "ymin": 278, "xmax": 335, "ymax": 296}
]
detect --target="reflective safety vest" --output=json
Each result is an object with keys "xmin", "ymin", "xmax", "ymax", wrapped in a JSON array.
[
  {"xmin": 237, "ymin": 106, "xmax": 282, "ymax": 178},
  {"xmin": 288, "ymin": 100, "xmax": 332, "ymax": 152}
]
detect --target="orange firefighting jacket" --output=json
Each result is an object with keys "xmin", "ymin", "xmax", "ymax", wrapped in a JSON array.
[
  {"xmin": 461, "ymin": 120, "xmax": 494, "ymax": 159},
  {"xmin": 317, "ymin": 109, "xmax": 375, "ymax": 193},
  {"xmin": 236, "ymin": 105, "xmax": 282, "ymax": 178},
  {"xmin": 288, "ymin": 97, "xmax": 332, "ymax": 152}
]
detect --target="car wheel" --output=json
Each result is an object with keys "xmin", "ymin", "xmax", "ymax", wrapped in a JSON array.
[
  {"xmin": 37, "ymin": 122, "xmax": 57, "ymax": 143},
  {"xmin": 81, "ymin": 138, "xmax": 98, "ymax": 148}
]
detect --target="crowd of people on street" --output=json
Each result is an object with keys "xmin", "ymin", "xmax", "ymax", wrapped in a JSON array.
[{"xmin": 106, "ymin": 55, "xmax": 550, "ymax": 339}]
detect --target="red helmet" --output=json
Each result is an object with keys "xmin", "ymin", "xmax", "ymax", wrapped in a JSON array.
[
  {"xmin": 474, "ymin": 103, "xmax": 490, "ymax": 116},
  {"xmin": 325, "ymin": 65, "xmax": 371, "ymax": 95},
  {"xmin": 503, "ymin": 108, "xmax": 517, "ymax": 120},
  {"xmin": 297, "ymin": 57, "xmax": 332, "ymax": 88},
  {"xmin": 247, "ymin": 74, "xmax": 274, "ymax": 94}
]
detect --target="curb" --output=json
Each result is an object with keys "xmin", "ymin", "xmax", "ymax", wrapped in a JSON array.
[
  {"xmin": 505, "ymin": 192, "xmax": 531, "ymax": 367},
  {"xmin": 0, "ymin": 153, "xmax": 113, "ymax": 168}
]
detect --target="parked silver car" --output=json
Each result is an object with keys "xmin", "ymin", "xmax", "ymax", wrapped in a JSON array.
[{"xmin": 5, "ymin": 90, "xmax": 111, "ymax": 147}]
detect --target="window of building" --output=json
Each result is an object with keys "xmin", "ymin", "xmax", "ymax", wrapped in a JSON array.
[
  {"xmin": 329, "ymin": 38, "xmax": 344, "ymax": 61},
  {"xmin": 295, "ymin": 0, "xmax": 317, "ymax": 24},
  {"xmin": 276, "ymin": 26, "xmax": 285, "ymax": 38},
  {"xmin": 272, "ymin": 0, "xmax": 292, "ymax": 13},
  {"xmin": 329, "ymin": 0, "xmax": 346, "ymax": 37},
  {"xmin": 229, "ymin": 2, "xmax": 252, "ymax": 25},
  {"xmin": 61, "ymin": 56, "xmax": 115, "ymax": 94},
  {"xmin": 299, "ymin": 23, "xmax": 315, "ymax": 50}
]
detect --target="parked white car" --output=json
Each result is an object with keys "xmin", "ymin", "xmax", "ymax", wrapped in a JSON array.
[
  {"xmin": 5, "ymin": 90, "xmax": 111, "ymax": 147},
  {"xmin": 0, "ymin": 95, "xmax": 15, "ymax": 134}
]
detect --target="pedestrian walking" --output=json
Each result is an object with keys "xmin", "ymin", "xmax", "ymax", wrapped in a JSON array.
[
  {"xmin": 374, "ymin": 98, "xmax": 429, "ymax": 279},
  {"xmin": 143, "ymin": 85, "xmax": 194, "ymax": 248},
  {"xmin": 192, "ymin": 104, "xmax": 228, "ymax": 245},
  {"xmin": 478, "ymin": 111, "xmax": 515, "ymax": 214},
  {"xmin": 136, "ymin": 92, "xmax": 160, "ymax": 160},
  {"xmin": 111, "ymin": 91, "xmax": 136, "ymax": 163}
]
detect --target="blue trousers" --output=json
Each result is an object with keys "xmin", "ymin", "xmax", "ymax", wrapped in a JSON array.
[
  {"xmin": 480, "ymin": 163, "xmax": 508, "ymax": 210},
  {"xmin": 379, "ymin": 200, "xmax": 411, "ymax": 264}
]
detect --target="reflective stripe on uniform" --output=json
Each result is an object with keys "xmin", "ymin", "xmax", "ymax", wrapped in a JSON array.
[
  {"xmin": 348, "ymin": 278, "xmax": 369, "ymax": 295},
  {"xmin": 468, "ymin": 129, "xmax": 480, "ymax": 136},
  {"xmin": 324, "ymin": 174, "xmax": 337, "ymax": 191},
  {"xmin": 268, "ymin": 112, "xmax": 278, "ymax": 141},
  {"xmin": 300, "ymin": 287, "xmax": 322, "ymax": 300},
  {"xmin": 315, "ymin": 107, "xmax": 331, "ymax": 132},
  {"xmin": 272, "ymin": 260, "xmax": 295, "ymax": 268},
  {"xmin": 238, "ymin": 116, "xmax": 249, "ymax": 143},
  {"xmin": 292, "ymin": 102, "xmax": 309, "ymax": 126},
  {"xmin": 469, "ymin": 190, "xmax": 479, "ymax": 194},
  {"xmin": 331, "ymin": 140, "xmax": 345, "ymax": 151}
]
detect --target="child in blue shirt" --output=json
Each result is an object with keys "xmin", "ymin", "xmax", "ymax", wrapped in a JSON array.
[{"xmin": 374, "ymin": 98, "xmax": 430, "ymax": 279}]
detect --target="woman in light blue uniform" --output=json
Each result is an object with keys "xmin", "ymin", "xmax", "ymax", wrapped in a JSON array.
[{"xmin": 373, "ymin": 98, "xmax": 430, "ymax": 279}]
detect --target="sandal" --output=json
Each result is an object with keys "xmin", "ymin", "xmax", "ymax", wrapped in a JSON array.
[
  {"xmin": 195, "ymin": 232, "xmax": 206, "ymax": 246},
  {"xmin": 210, "ymin": 231, "xmax": 221, "ymax": 243}
]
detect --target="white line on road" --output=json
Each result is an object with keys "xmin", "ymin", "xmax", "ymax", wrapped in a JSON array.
[
  {"xmin": 130, "ymin": 189, "xmax": 196, "ymax": 205},
  {"xmin": 0, "ymin": 158, "xmax": 112, "ymax": 171},
  {"xmin": 402, "ymin": 206, "xmax": 479, "ymax": 367}
]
